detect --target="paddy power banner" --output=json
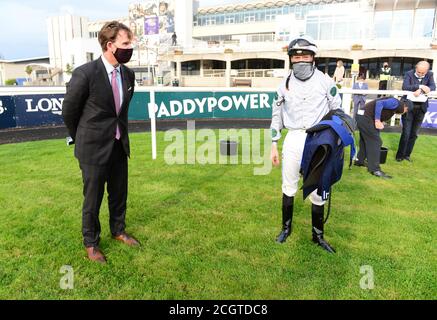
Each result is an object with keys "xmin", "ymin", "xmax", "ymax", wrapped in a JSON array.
[
  {"xmin": 2, "ymin": 91, "xmax": 437, "ymax": 130},
  {"xmin": 129, "ymin": 91, "xmax": 274, "ymax": 120}
]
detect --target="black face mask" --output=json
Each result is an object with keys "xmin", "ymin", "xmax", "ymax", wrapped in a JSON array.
[{"xmin": 113, "ymin": 46, "xmax": 133, "ymax": 64}]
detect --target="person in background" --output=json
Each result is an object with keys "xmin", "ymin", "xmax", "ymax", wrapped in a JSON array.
[
  {"xmin": 352, "ymin": 74, "xmax": 368, "ymax": 119},
  {"xmin": 333, "ymin": 60, "xmax": 345, "ymax": 86},
  {"xmin": 396, "ymin": 61, "xmax": 436, "ymax": 162},
  {"xmin": 355, "ymin": 97, "xmax": 408, "ymax": 179},
  {"xmin": 378, "ymin": 62, "xmax": 391, "ymax": 97},
  {"xmin": 172, "ymin": 32, "xmax": 177, "ymax": 46}
]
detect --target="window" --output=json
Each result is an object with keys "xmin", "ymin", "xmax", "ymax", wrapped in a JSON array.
[
  {"xmin": 359, "ymin": 57, "xmax": 428, "ymax": 79},
  {"xmin": 374, "ymin": 11, "xmax": 392, "ymax": 38},
  {"xmin": 181, "ymin": 61, "xmax": 200, "ymax": 76},
  {"xmin": 86, "ymin": 52, "xmax": 94, "ymax": 62},
  {"xmin": 225, "ymin": 14, "xmax": 235, "ymax": 24},
  {"xmin": 306, "ymin": 16, "xmax": 319, "ymax": 39},
  {"xmin": 266, "ymin": 10, "xmax": 276, "ymax": 21},
  {"xmin": 392, "ymin": 10, "xmax": 413, "ymax": 38},
  {"xmin": 333, "ymin": 16, "xmax": 349, "ymax": 40},
  {"xmin": 205, "ymin": 16, "xmax": 216, "ymax": 26},
  {"xmin": 244, "ymin": 12, "xmax": 256, "ymax": 23},
  {"xmin": 413, "ymin": 9, "xmax": 435, "ymax": 38},
  {"xmin": 319, "ymin": 16, "xmax": 333, "ymax": 40},
  {"xmin": 218, "ymin": 15, "xmax": 224, "ymax": 25},
  {"xmin": 232, "ymin": 60, "xmax": 246, "ymax": 69},
  {"xmin": 295, "ymin": 5, "xmax": 303, "ymax": 19}
]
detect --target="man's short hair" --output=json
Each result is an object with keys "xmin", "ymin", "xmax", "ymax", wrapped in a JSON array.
[{"xmin": 98, "ymin": 21, "xmax": 133, "ymax": 51}]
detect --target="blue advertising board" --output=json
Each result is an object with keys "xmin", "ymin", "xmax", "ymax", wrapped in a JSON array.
[
  {"xmin": 0, "ymin": 96, "xmax": 17, "ymax": 129},
  {"xmin": 422, "ymin": 99, "xmax": 437, "ymax": 129},
  {"xmin": 13, "ymin": 94, "xmax": 65, "ymax": 127}
]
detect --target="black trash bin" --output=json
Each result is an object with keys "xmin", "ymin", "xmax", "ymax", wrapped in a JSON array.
[
  {"xmin": 172, "ymin": 79, "xmax": 180, "ymax": 87},
  {"xmin": 380, "ymin": 146, "xmax": 388, "ymax": 164},
  {"xmin": 220, "ymin": 140, "xmax": 238, "ymax": 156}
]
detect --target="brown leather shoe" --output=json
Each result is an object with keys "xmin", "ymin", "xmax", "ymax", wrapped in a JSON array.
[
  {"xmin": 86, "ymin": 247, "xmax": 107, "ymax": 264},
  {"xmin": 112, "ymin": 233, "xmax": 140, "ymax": 247}
]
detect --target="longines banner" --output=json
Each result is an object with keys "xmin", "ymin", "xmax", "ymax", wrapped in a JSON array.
[
  {"xmin": 1, "ymin": 92, "xmax": 437, "ymax": 130},
  {"xmin": 0, "ymin": 96, "xmax": 16, "ymax": 129}
]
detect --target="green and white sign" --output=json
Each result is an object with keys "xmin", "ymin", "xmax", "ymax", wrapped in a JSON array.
[{"xmin": 129, "ymin": 91, "xmax": 275, "ymax": 120}]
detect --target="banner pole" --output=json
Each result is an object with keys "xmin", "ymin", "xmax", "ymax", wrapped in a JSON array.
[{"xmin": 150, "ymin": 89, "xmax": 157, "ymax": 160}]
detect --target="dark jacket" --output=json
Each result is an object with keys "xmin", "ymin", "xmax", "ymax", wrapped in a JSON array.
[
  {"xmin": 352, "ymin": 82, "xmax": 368, "ymax": 105},
  {"xmin": 300, "ymin": 112, "xmax": 356, "ymax": 201},
  {"xmin": 62, "ymin": 57, "xmax": 136, "ymax": 165},
  {"xmin": 402, "ymin": 69, "xmax": 436, "ymax": 112}
]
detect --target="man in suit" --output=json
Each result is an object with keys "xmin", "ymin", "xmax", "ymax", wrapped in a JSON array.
[
  {"xmin": 396, "ymin": 61, "xmax": 436, "ymax": 162},
  {"xmin": 352, "ymin": 74, "xmax": 368, "ymax": 119},
  {"xmin": 62, "ymin": 21, "xmax": 139, "ymax": 264}
]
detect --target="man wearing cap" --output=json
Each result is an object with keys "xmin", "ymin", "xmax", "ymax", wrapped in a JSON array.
[{"xmin": 270, "ymin": 35, "xmax": 342, "ymax": 253}]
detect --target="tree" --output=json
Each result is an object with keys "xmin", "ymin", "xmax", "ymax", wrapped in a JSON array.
[
  {"xmin": 5, "ymin": 79, "xmax": 17, "ymax": 86},
  {"xmin": 65, "ymin": 63, "xmax": 73, "ymax": 75},
  {"xmin": 25, "ymin": 66, "xmax": 33, "ymax": 77}
]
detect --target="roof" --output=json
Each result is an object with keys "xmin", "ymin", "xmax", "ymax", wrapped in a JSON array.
[
  {"xmin": 197, "ymin": 0, "xmax": 350, "ymax": 15},
  {"xmin": 0, "ymin": 56, "xmax": 50, "ymax": 64}
]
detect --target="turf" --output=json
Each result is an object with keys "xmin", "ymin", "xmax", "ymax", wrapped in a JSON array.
[{"xmin": 0, "ymin": 129, "xmax": 435, "ymax": 300}]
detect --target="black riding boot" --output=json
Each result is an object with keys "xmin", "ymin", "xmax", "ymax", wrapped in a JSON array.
[
  {"xmin": 311, "ymin": 204, "xmax": 336, "ymax": 253},
  {"xmin": 276, "ymin": 194, "xmax": 294, "ymax": 243}
]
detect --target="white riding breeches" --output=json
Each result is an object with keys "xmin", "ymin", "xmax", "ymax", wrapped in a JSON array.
[{"xmin": 281, "ymin": 130, "xmax": 325, "ymax": 206}]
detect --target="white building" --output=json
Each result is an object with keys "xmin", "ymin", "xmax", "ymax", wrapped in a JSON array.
[
  {"xmin": 166, "ymin": 0, "xmax": 437, "ymax": 88},
  {"xmin": 47, "ymin": 15, "xmax": 101, "ymax": 84},
  {"xmin": 0, "ymin": 57, "xmax": 50, "ymax": 86},
  {"xmin": 46, "ymin": 0, "xmax": 196, "ymax": 85},
  {"xmin": 47, "ymin": 0, "xmax": 437, "ymax": 88}
]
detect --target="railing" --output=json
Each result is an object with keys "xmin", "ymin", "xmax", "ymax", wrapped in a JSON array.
[
  {"xmin": 203, "ymin": 70, "xmax": 226, "ymax": 77},
  {"xmin": 190, "ymin": 69, "xmax": 281, "ymax": 78},
  {"xmin": 340, "ymin": 89, "xmax": 437, "ymax": 126},
  {"xmin": 233, "ymin": 69, "xmax": 286, "ymax": 78}
]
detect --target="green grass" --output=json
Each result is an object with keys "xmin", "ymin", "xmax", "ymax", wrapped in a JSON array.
[{"xmin": 0, "ymin": 129, "xmax": 436, "ymax": 300}]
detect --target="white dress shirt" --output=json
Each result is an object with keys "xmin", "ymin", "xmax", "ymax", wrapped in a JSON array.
[{"xmin": 101, "ymin": 55, "xmax": 124, "ymax": 106}]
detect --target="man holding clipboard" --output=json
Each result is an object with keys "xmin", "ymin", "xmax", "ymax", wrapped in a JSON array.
[{"xmin": 396, "ymin": 61, "xmax": 436, "ymax": 162}]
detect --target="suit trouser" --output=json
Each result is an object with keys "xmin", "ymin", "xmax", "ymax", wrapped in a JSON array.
[
  {"xmin": 378, "ymin": 80, "xmax": 388, "ymax": 97},
  {"xmin": 282, "ymin": 130, "xmax": 325, "ymax": 206},
  {"xmin": 353, "ymin": 99, "xmax": 365, "ymax": 119},
  {"xmin": 378, "ymin": 80, "xmax": 388, "ymax": 90},
  {"xmin": 79, "ymin": 140, "xmax": 128, "ymax": 248},
  {"xmin": 356, "ymin": 115, "xmax": 382, "ymax": 173},
  {"xmin": 396, "ymin": 105, "xmax": 425, "ymax": 159}
]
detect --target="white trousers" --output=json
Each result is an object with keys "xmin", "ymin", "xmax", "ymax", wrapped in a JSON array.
[{"xmin": 282, "ymin": 130, "xmax": 325, "ymax": 206}]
